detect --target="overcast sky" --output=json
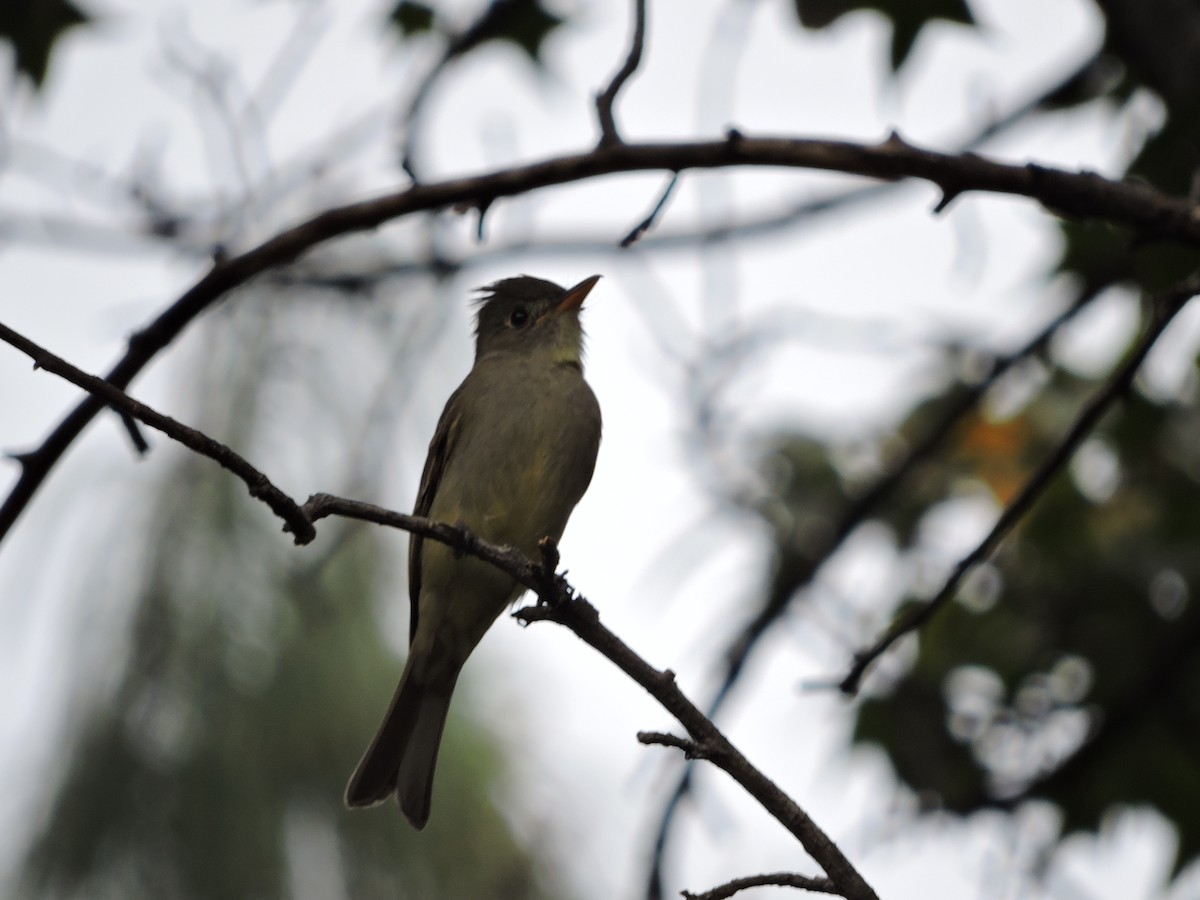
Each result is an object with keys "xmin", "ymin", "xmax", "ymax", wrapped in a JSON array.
[{"xmin": 3, "ymin": 1, "xmax": 1199, "ymax": 898}]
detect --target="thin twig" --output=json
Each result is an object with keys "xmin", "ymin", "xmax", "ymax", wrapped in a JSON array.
[
  {"xmin": 839, "ymin": 273, "xmax": 1200, "ymax": 694},
  {"xmin": 682, "ymin": 872, "xmax": 838, "ymax": 900},
  {"xmin": 116, "ymin": 411, "xmax": 151, "ymax": 455},
  {"xmin": 596, "ymin": 0, "xmax": 647, "ymax": 146},
  {"xmin": 5, "ymin": 132, "xmax": 1200, "ymax": 546},
  {"xmin": 0, "ymin": 302, "xmax": 874, "ymax": 891},
  {"xmin": 621, "ymin": 172, "xmax": 679, "ymax": 246},
  {"xmin": 0, "ymin": 321, "xmax": 316, "ymax": 544},
  {"xmin": 638, "ymin": 730, "xmax": 712, "ymax": 759},
  {"xmin": 400, "ymin": 0, "xmax": 559, "ymax": 179}
]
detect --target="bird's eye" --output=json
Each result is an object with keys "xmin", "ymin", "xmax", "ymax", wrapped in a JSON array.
[{"xmin": 509, "ymin": 307, "xmax": 529, "ymax": 328}]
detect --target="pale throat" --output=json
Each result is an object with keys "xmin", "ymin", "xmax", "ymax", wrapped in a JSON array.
[{"xmin": 531, "ymin": 329, "xmax": 586, "ymax": 368}]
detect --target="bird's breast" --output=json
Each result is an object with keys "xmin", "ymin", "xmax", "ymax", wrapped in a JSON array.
[{"xmin": 429, "ymin": 358, "xmax": 600, "ymax": 556}]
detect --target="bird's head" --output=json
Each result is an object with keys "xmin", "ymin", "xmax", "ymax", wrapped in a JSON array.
[{"xmin": 473, "ymin": 274, "xmax": 601, "ymax": 366}]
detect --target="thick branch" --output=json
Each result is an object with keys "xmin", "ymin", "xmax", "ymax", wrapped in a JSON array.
[
  {"xmin": 840, "ymin": 274, "xmax": 1200, "ymax": 693},
  {"xmin": 0, "ymin": 321, "xmax": 315, "ymax": 544},
  {"xmin": 5, "ymin": 132, "xmax": 1200, "ymax": 547}
]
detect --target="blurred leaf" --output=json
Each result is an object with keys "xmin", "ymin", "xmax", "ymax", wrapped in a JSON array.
[
  {"xmin": 390, "ymin": 0, "xmax": 436, "ymax": 37},
  {"xmin": 445, "ymin": 0, "xmax": 565, "ymax": 66},
  {"xmin": 956, "ymin": 417, "xmax": 1034, "ymax": 504},
  {"xmin": 755, "ymin": 435, "xmax": 851, "ymax": 616},
  {"xmin": 1052, "ymin": 16, "xmax": 1200, "ymax": 293},
  {"xmin": 0, "ymin": 0, "xmax": 90, "ymax": 87},
  {"xmin": 791, "ymin": 0, "xmax": 974, "ymax": 70},
  {"xmin": 1054, "ymin": 221, "xmax": 1133, "ymax": 284},
  {"xmin": 1036, "ymin": 53, "xmax": 1128, "ymax": 112},
  {"xmin": 1125, "ymin": 113, "xmax": 1200, "ymax": 198},
  {"xmin": 852, "ymin": 369, "xmax": 1200, "ymax": 879}
]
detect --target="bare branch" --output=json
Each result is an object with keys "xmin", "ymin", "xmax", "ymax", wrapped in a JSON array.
[
  {"xmin": 2, "ymin": 50, "xmax": 1104, "ymax": 269},
  {"xmin": 514, "ymin": 607, "xmax": 878, "ymax": 900},
  {"xmin": 621, "ymin": 172, "xmax": 680, "ymax": 246},
  {"xmin": 5, "ymin": 132, "xmax": 1200, "ymax": 547},
  {"xmin": 116, "ymin": 411, "xmax": 151, "ymax": 455},
  {"xmin": 839, "ymin": 273, "xmax": 1200, "ymax": 694},
  {"xmin": 637, "ymin": 730, "xmax": 713, "ymax": 759},
  {"xmin": 683, "ymin": 872, "xmax": 839, "ymax": 900},
  {"xmin": 303, "ymin": 490, "xmax": 877, "ymax": 897},
  {"xmin": 0, "ymin": 321, "xmax": 316, "ymax": 544},
  {"xmin": 596, "ymin": 0, "xmax": 648, "ymax": 146},
  {"xmin": 0, "ymin": 313, "xmax": 873, "ymax": 891}
]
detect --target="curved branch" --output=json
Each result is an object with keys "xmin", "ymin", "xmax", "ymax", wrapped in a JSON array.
[
  {"xmin": 595, "ymin": 0, "xmax": 647, "ymax": 146},
  {"xmin": 4, "ymin": 131, "xmax": 1199, "ymax": 546},
  {"xmin": 683, "ymin": 872, "xmax": 838, "ymax": 900}
]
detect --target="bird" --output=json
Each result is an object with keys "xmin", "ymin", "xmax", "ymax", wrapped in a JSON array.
[{"xmin": 344, "ymin": 274, "xmax": 603, "ymax": 828}]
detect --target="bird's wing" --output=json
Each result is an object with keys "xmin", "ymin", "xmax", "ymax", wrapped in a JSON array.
[{"xmin": 408, "ymin": 384, "xmax": 466, "ymax": 644}]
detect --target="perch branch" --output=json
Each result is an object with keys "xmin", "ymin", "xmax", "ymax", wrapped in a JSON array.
[
  {"xmin": 300, "ymin": 493, "xmax": 537, "ymax": 584},
  {"xmin": 299, "ymin": 493, "xmax": 878, "ymax": 899}
]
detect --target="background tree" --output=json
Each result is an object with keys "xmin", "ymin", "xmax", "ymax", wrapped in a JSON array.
[{"xmin": 2, "ymin": 1, "xmax": 1199, "ymax": 899}]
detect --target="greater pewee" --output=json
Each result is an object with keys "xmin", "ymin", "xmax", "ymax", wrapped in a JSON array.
[{"xmin": 344, "ymin": 274, "xmax": 602, "ymax": 828}]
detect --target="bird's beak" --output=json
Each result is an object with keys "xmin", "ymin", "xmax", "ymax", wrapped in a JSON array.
[{"xmin": 549, "ymin": 274, "xmax": 602, "ymax": 317}]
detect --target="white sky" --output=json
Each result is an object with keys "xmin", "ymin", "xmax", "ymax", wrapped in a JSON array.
[{"xmin": 2, "ymin": 0, "xmax": 1199, "ymax": 898}]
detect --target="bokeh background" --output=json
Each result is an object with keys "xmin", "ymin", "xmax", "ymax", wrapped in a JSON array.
[{"xmin": 2, "ymin": 0, "xmax": 1200, "ymax": 898}]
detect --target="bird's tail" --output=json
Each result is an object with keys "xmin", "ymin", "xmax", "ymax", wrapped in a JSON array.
[{"xmin": 344, "ymin": 654, "xmax": 457, "ymax": 829}]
